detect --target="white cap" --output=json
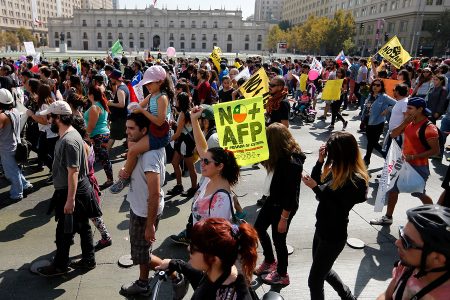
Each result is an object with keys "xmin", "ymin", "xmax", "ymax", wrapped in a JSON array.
[
  {"xmin": 138, "ymin": 65, "xmax": 166, "ymax": 86},
  {"xmin": 0, "ymin": 88, "xmax": 13, "ymax": 104},
  {"xmin": 39, "ymin": 100, "xmax": 72, "ymax": 115}
]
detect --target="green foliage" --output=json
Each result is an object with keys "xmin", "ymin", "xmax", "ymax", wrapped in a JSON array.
[
  {"xmin": 0, "ymin": 32, "xmax": 20, "ymax": 50},
  {"xmin": 16, "ymin": 27, "xmax": 36, "ymax": 44},
  {"xmin": 428, "ymin": 10, "xmax": 450, "ymax": 56},
  {"xmin": 278, "ymin": 20, "xmax": 292, "ymax": 31}
]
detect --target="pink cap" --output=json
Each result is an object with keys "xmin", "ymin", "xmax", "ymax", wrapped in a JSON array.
[{"xmin": 138, "ymin": 65, "xmax": 166, "ymax": 86}]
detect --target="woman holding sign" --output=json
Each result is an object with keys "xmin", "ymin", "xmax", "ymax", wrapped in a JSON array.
[
  {"xmin": 254, "ymin": 123, "xmax": 305, "ymax": 286},
  {"xmin": 302, "ymin": 131, "xmax": 368, "ymax": 300}
]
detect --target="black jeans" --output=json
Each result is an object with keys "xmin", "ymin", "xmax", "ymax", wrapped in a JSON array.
[
  {"xmin": 330, "ymin": 99, "xmax": 345, "ymax": 125},
  {"xmin": 52, "ymin": 188, "xmax": 95, "ymax": 270},
  {"xmin": 308, "ymin": 232, "xmax": 354, "ymax": 300},
  {"xmin": 254, "ymin": 201, "xmax": 294, "ymax": 275},
  {"xmin": 37, "ymin": 133, "xmax": 58, "ymax": 171},
  {"xmin": 364, "ymin": 122, "xmax": 386, "ymax": 164}
]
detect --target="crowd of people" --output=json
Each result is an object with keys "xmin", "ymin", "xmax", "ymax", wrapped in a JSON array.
[{"xmin": 0, "ymin": 52, "xmax": 450, "ymax": 299}]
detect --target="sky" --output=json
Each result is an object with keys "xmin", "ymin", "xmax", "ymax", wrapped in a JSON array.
[{"xmin": 120, "ymin": 0, "xmax": 255, "ymax": 19}]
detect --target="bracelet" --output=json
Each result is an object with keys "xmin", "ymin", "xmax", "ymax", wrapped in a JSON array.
[{"xmin": 280, "ymin": 215, "xmax": 289, "ymax": 221}]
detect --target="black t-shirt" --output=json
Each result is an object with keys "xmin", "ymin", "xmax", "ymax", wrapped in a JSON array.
[
  {"xmin": 219, "ymin": 88, "xmax": 233, "ymax": 103},
  {"xmin": 267, "ymin": 98, "xmax": 290, "ymax": 126}
]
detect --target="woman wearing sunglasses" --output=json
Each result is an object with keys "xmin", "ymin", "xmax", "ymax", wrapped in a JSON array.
[
  {"xmin": 158, "ymin": 218, "xmax": 258, "ymax": 300},
  {"xmin": 302, "ymin": 131, "xmax": 369, "ymax": 300},
  {"xmin": 360, "ymin": 79, "xmax": 396, "ymax": 167},
  {"xmin": 180, "ymin": 106, "xmax": 240, "ymax": 237}
]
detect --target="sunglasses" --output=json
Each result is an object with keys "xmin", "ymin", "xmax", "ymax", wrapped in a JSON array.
[
  {"xmin": 201, "ymin": 158, "xmax": 218, "ymax": 165},
  {"xmin": 398, "ymin": 226, "xmax": 423, "ymax": 250}
]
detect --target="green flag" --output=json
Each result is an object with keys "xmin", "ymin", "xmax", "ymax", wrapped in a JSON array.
[{"xmin": 111, "ymin": 40, "xmax": 123, "ymax": 56}]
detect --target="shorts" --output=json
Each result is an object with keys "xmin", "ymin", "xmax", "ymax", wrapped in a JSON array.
[
  {"xmin": 148, "ymin": 131, "xmax": 171, "ymax": 150},
  {"xmin": 129, "ymin": 210, "xmax": 160, "ymax": 265},
  {"xmin": 109, "ymin": 117, "xmax": 127, "ymax": 140},
  {"xmin": 388, "ymin": 165, "xmax": 430, "ymax": 198},
  {"xmin": 173, "ymin": 134, "xmax": 195, "ymax": 158}
]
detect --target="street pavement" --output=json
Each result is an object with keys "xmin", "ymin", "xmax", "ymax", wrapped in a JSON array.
[{"xmin": 1, "ymin": 102, "xmax": 448, "ymax": 300}]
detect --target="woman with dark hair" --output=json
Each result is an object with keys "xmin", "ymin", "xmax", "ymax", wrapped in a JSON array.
[
  {"xmin": 254, "ymin": 122, "xmax": 305, "ymax": 286},
  {"xmin": 426, "ymin": 74, "xmax": 448, "ymax": 124},
  {"xmin": 209, "ymin": 70, "xmax": 219, "ymax": 92},
  {"xmin": 158, "ymin": 218, "xmax": 258, "ymax": 300},
  {"xmin": 26, "ymin": 84, "xmax": 58, "ymax": 180},
  {"xmin": 84, "ymin": 85, "xmax": 113, "ymax": 188},
  {"xmin": 66, "ymin": 89, "xmax": 87, "ymax": 117},
  {"xmin": 302, "ymin": 131, "xmax": 368, "ymax": 300},
  {"xmin": 168, "ymin": 92, "xmax": 197, "ymax": 197},
  {"xmin": 361, "ymin": 79, "xmax": 396, "ymax": 166},
  {"xmin": 195, "ymin": 68, "xmax": 212, "ymax": 105},
  {"xmin": 397, "ymin": 69, "xmax": 411, "ymax": 88}
]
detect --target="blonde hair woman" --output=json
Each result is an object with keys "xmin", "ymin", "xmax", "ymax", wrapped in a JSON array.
[{"xmin": 302, "ymin": 131, "xmax": 368, "ymax": 300}]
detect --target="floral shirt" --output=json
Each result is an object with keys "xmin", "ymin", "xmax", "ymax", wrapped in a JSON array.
[{"xmin": 191, "ymin": 177, "xmax": 232, "ymax": 225}]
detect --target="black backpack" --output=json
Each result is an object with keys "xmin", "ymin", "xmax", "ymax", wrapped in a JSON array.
[{"xmin": 418, "ymin": 120, "xmax": 445, "ymax": 156}]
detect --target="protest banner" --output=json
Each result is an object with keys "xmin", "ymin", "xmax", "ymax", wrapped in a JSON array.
[
  {"xmin": 213, "ymin": 96, "xmax": 269, "ymax": 166},
  {"xmin": 210, "ymin": 46, "xmax": 222, "ymax": 71},
  {"xmin": 377, "ymin": 36, "xmax": 411, "ymax": 69},
  {"xmin": 234, "ymin": 67, "xmax": 251, "ymax": 82},
  {"xmin": 300, "ymin": 74, "xmax": 308, "ymax": 91},
  {"xmin": 310, "ymin": 57, "xmax": 323, "ymax": 73},
  {"xmin": 111, "ymin": 40, "xmax": 123, "ymax": 57},
  {"xmin": 321, "ymin": 79, "xmax": 344, "ymax": 101},
  {"xmin": 239, "ymin": 67, "xmax": 270, "ymax": 104},
  {"xmin": 374, "ymin": 140, "xmax": 402, "ymax": 212},
  {"xmin": 133, "ymin": 84, "xmax": 145, "ymax": 102},
  {"xmin": 382, "ymin": 79, "xmax": 403, "ymax": 98},
  {"xmin": 24, "ymin": 42, "xmax": 36, "ymax": 55}
]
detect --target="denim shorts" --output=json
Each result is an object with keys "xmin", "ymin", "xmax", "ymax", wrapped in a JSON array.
[
  {"xmin": 388, "ymin": 165, "xmax": 430, "ymax": 197},
  {"xmin": 148, "ymin": 131, "xmax": 171, "ymax": 150}
]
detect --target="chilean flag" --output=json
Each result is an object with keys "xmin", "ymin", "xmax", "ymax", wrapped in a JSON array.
[{"xmin": 335, "ymin": 50, "xmax": 351, "ymax": 67}]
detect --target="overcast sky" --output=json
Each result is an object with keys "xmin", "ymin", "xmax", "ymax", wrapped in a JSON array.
[{"xmin": 120, "ymin": 0, "xmax": 255, "ymax": 19}]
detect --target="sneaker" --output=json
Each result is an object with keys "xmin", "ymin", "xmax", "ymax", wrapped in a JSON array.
[
  {"xmin": 46, "ymin": 175, "xmax": 53, "ymax": 184},
  {"xmin": 109, "ymin": 178, "xmax": 130, "ymax": 194},
  {"xmin": 328, "ymin": 124, "xmax": 335, "ymax": 130},
  {"xmin": 36, "ymin": 264, "xmax": 68, "ymax": 277},
  {"xmin": 370, "ymin": 215, "xmax": 393, "ymax": 226},
  {"xmin": 254, "ymin": 260, "xmax": 277, "ymax": 276},
  {"xmin": 261, "ymin": 270, "xmax": 290, "ymax": 286},
  {"xmin": 94, "ymin": 238, "xmax": 112, "ymax": 251},
  {"xmin": 69, "ymin": 259, "xmax": 96, "ymax": 270},
  {"xmin": 318, "ymin": 115, "xmax": 326, "ymax": 120},
  {"xmin": 167, "ymin": 184, "xmax": 184, "ymax": 195},
  {"xmin": 121, "ymin": 280, "xmax": 150, "ymax": 296},
  {"xmin": 181, "ymin": 186, "xmax": 198, "ymax": 197},
  {"xmin": 170, "ymin": 230, "xmax": 190, "ymax": 245},
  {"xmin": 23, "ymin": 184, "xmax": 34, "ymax": 197},
  {"xmin": 343, "ymin": 120, "xmax": 348, "ymax": 129}
]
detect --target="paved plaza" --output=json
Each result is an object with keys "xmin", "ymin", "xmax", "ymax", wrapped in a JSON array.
[{"xmin": 1, "ymin": 105, "xmax": 448, "ymax": 299}]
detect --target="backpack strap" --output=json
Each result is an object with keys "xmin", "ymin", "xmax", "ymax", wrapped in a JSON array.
[
  {"xmin": 411, "ymin": 271, "xmax": 450, "ymax": 300},
  {"xmin": 393, "ymin": 265, "xmax": 415, "ymax": 300},
  {"xmin": 205, "ymin": 127, "xmax": 217, "ymax": 142},
  {"xmin": 208, "ymin": 189, "xmax": 235, "ymax": 220},
  {"xmin": 418, "ymin": 120, "xmax": 432, "ymax": 150}
]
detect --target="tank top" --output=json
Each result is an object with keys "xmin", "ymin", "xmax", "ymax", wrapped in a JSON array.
[
  {"xmin": 84, "ymin": 102, "xmax": 109, "ymax": 137},
  {"xmin": 109, "ymin": 83, "xmax": 130, "ymax": 120},
  {"xmin": 0, "ymin": 109, "xmax": 20, "ymax": 152},
  {"xmin": 148, "ymin": 92, "xmax": 171, "ymax": 120}
]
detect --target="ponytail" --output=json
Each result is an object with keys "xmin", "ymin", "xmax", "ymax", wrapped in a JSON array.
[
  {"xmin": 208, "ymin": 148, "xmax": 240, "ymax": 186},
  {"xmin": 235, "ymin": 223, "xmax": 258, "ymax": 282}
]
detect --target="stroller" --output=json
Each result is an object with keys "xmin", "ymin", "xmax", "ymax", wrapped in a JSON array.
[{"xmin": 289, "ymin": 97, "xmax": 317, "ymax": 123}]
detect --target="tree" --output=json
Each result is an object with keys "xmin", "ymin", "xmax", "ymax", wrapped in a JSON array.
[
  {"xmin": 0, "ymin": 32, "xmax": 19, "ymax": 50},
  {"xmin": 16, "ymin": 27, "xmax": 36, "ymax": 44},
  {"xmin": 323, "ymin": 10, "xmax": 356, "ymax": 55},
  {"xmin": 278, "ymin": 20, "xmax": 292, "ymax": 31},
  {"xmin": 266, "ymin": 25, "xmax": 288, "ymax": 51},
  {"xmin": 428, "ymin": 10, "xmax": 450, "ymax": 56}
]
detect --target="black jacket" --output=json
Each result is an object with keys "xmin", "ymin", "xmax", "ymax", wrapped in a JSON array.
[
  {"xmin": 169, "ymin": 259, "xmax": 253, "ymax": 300},
  {"xmin": 267, "ymin": 152, "xmax": 306, "ymax": 213},
  {"xmin": 311, "ymin": 160, "xmax": 367, "ymax": 241}
]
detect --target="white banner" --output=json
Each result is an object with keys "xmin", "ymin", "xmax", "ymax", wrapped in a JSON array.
[
  {"xmin": 234, "ymin": 67, "xmax": 251, "ymax": 82},
  {"xmin": 24, "ymin": 42, "xmax": 36, "ymax": 55},
  {"xmin": 310, "ymin": 57, "xmax": 323, "ymax": 74},
  {"xmin": 374, "ymin": 140, "xmax": 403, "ymax": 212}
]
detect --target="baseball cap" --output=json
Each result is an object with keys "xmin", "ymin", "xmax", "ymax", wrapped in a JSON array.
[
  {"xmin": 0, "ymin": 88, "xmax": 13, "ymax": 104},
  {"xmin": 138, "ymin": 65, "xmax": 166, "ymax": 86},
  {"xmin": 423, "ymin": 67, "xmax": 432, "ymax": 73},
  {"xmin": 108, "ymin": 69, "xmax": 123, "ymax": 81},
  {"xmin": 39, "ymin": 100, "xmax": 72, "ymax": 116},
  {"xmin": 407, "ymin": 97, "xmax": 431, "ymax": 115},
  {"xmin": 200, "ymin": 105, "xmax": 214, "ymax": 120}
]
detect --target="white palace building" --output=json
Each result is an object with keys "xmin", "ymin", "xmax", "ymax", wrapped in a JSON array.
[{"xmin": 47, "ymin": 7, "xmax": 269, "ymax": 53}]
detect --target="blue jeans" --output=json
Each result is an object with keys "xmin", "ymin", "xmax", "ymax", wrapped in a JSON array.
[{"xmin": 0, "ymin": 150, "xmax": 30, "ymax": 199}]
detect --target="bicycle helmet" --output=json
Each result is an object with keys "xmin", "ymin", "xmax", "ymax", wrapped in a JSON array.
[{"xmin": 406, "ymin": 204, "xmax": 450, "ymax": 277}]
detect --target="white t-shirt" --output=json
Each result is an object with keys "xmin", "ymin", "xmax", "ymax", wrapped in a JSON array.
[
  {"xmin": 127, "ymin": 148, "xmax": 166, "ymax": 218},
  {"xmin": 191, "ymin": 177, "xmax": 232, "ymax": 225},
  {"xmin": 388, "ymin": 97, "xmax": 408, "ymax": 132}
]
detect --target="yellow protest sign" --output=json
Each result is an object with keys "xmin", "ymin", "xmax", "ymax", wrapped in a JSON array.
[
  {"xmin": 213, "ymin": 96, "xmax": 269, "ymax": 166},
  {"xmin": 321, "ymin": 79, "xmax": 344, "ymax": 101},
  {"xmin": 382, "ymin": 79, "xmax": 403, "ymax": 98},
  {"xmin": 300, "ymin": 74, "xmax": 308, "ymax": 91},
  {"xmin": 239, "ymin": 68, "xmax": 270, "ymax": 104},
  {"xmin": 210, "ymin": 46, "xmax": 222, "ymax": 71},
  {"xmin": 234, "ymin": 61, "xmax": 242, "ymax": 69},
  {"xmin": 377, "ymin": 36, "xmax": 411, "ymax": 69}
]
